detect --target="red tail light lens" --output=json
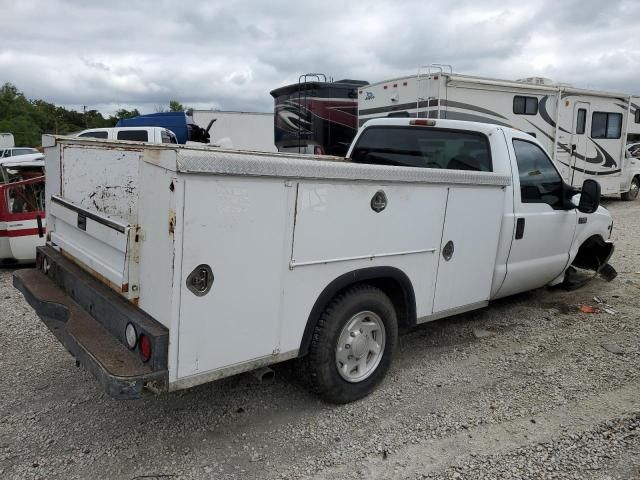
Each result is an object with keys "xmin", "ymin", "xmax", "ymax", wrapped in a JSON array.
[
  {"xmin": 410, "ymin": 119, "xmax": 436, "ymax": 127},
  {"xmin": 139, "ymin": 334, "xmax": 152, "ymax": 362}
]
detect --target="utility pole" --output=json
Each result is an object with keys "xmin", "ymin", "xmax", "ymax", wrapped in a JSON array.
[{"xmin": 83, "ymin": 105, "xmax": 88, "ymax": 127}]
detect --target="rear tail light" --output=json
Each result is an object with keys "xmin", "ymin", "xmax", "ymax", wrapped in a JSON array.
[{"xmin": 139, "ymin": 334, "xmax": 152, "ymax": 362}]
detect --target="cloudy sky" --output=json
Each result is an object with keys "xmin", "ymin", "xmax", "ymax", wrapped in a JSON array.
[{"xmin": 1, "ymin": 0, "xmax": 638, "ymax": 115}]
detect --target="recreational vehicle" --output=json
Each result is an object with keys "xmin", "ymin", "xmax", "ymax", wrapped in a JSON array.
[
  {"xmin": 270, "ymin": 75, "xmax": 368, "ymax": 157},
  {"xmin": 358, "ymin": 67, "xmax": 640, "ymax": 200}
]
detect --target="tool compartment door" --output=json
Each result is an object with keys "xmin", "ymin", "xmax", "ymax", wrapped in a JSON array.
[
  {"xmin": 177, "ymin": 176, "xmax": 289, "ymax": 378},
  {"xmin": 432, "ymin": 186, "xmax": 504, "ymax": 314}
]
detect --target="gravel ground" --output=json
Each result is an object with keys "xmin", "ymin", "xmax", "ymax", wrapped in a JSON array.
[{"xmin": 0, "ymin": 198, "xmax": 639, "ymax": 480}]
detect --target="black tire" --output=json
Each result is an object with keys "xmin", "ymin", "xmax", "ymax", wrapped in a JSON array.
[
  {"xmin": 621, "ymin": 177, "xmax": 639, "ymax": 201},
  {"xmin": 303, "ymin": 284, "xmax": 398, "ymax": 404}
]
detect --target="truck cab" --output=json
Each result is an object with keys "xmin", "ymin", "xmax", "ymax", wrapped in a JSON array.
[{"xmin": 77, "ymin": 127, "xmax": 178, "ymax": 144}]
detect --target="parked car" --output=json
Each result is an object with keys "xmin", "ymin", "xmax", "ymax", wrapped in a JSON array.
[{"xmin": 1, "ymin": 147, "xmax": 40, "ymax": 158}]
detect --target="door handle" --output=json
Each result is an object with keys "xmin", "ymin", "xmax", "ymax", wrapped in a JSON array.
[
  {"xmin": 515, "ymin": 218, "xmax": 525, "ymax": 239},
  {"xmin": 571, "ymin": 144, "xmax": 577, "ymax": 152}
]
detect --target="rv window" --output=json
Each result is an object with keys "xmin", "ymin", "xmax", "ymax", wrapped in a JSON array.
[
  {"xmin": 576, "ymin": 109, "xmax": 586, "ymax": 134},
  {"xmin": 78, "ymin": 131, "xmax": 108, "ymax": 139},
  {"xmin": 512, "ymin": 139, "xmax": 563, "ymax": 209},
  {"xmin": 117, "ymin": 130, "xmax": 149, "ymax": 142},
  {"xmin": 513, "ymin": 96, "xmax": 538, "ymax": 115},
  {"xmin": 387, "ymin": 111, "xmax": 411, "ymax": 118},
  {"xmin": 591, "ymin": 112, "xmax": 622, "ymax": 139},
  {"xmin": 350, "ymin": 126, "xmax": 492, "ymax": 172},
  {"xmin": 636, "ymin": 109, "xmax": 640, "ymax": 124}
]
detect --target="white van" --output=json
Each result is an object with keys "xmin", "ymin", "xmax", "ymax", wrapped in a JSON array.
[{"xmin": 76, "ymin": 127, "xmax": 178, "ymax": 144}]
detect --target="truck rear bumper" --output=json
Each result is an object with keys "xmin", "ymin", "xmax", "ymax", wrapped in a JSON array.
[{"xmin": 13, "ymin": 247, "xmax": 168, "ymax": 399}]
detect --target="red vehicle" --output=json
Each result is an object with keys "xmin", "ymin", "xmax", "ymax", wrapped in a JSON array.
[{"xmin": 0, "ymin": 176, "xmax": 46, "ymax": 264}]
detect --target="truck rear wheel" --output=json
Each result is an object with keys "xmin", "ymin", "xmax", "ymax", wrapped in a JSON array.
[
  {"xmin": 621, "ymin": 177, "xmax": 639, "ymax": 201},
  {"xmin": 304, "ymin": 284, "xmax": 398, "ymax": 404}
]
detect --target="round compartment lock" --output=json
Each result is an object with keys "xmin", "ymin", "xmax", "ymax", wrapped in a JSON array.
[
  {"xmin": 370, "ymin": 190, "xmax": 388, "ymax": 213},
  {"xmin": 442, "ymin": 240, "xmax": 454, "ymax": 261}
]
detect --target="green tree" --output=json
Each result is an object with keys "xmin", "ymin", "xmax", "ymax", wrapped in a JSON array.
[
  {"xmin": 0, "ymin": 82, "xmax": 118, "ymax": 146},
  {"xmin": 169, "ymin": 100, "xmax": 185, "ymax": 112}
]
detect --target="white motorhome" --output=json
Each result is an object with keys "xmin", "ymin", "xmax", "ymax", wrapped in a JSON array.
[
  {"xmin": 14, "ymin": 119, "xmax": 614, "ymax": 404},
  {"xmin": 358, "ymin": 67, "xmax": 640, "ymax": 200}
]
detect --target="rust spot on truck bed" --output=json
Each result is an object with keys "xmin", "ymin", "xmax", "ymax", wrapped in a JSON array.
[{"xmin": 168, "ymin": 210, "xmax": 176, "ymax": 237}]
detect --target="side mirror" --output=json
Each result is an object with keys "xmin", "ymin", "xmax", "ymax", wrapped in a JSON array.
[{"xmin": 578, "ymin": 179, "xmax": 601, "ymax": 214}]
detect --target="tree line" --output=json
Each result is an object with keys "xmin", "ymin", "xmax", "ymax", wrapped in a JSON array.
[{"xmin": 0, "ymin": 83, "xmax": 185, "ymax": 147}]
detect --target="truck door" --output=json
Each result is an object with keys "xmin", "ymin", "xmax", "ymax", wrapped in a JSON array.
[
  {"xmin": 570, "ymin": 102, "xmax": 590, "ymax": 187},
  {"xmin": 431, "ymin": 186, "xmax": 504, "ymax": 314},
  {"xmin": 177, "ymin": 176, "xmax": 288, "ymax": 378},
  {"xmin": 496, "ymin": 137, "xmax": 577, "ymax": 298}
]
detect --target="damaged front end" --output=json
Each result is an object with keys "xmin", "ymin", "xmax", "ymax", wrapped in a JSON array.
[{"xmin": 563, "ymin": 236, "xmax": 617, "ymax": 290}]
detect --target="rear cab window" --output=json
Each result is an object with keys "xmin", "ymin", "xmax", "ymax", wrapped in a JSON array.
[
  {"xmin": 116, "ymin": 130, "xmax": 149, "ymax": 142},
  {"xmin": 78, "ymin": 131, "xmax": 108, "ymax": 139},
  {"xmin": 349, "ymin": 126, "xmax": 492, "ymax": 172}
]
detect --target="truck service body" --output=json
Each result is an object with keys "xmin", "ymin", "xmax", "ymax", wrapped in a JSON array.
[
  {"xmin": 358, "ymin": 69, "xmax": 640, "ymax": 200},
  {"xmin": 14, "ymin": 119, "xmax": 614, "ymax": 403}
]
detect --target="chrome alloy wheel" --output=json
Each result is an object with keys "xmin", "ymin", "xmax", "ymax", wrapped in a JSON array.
[{"xmin": 335, "ymin": 311, "xmax": 386, "ymax": 383}]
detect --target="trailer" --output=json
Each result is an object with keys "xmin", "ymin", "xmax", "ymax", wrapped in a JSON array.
[
  {"xmin": 358, "ymin": 67, "xmax": 640, "ymax": 200},
  {"xmin": 190, "ymin": 110, "xmax": 276, "ymax": 152},
  {"xmin": 0, "ymin": 133, "xmax": 15, "ymax": 150}
]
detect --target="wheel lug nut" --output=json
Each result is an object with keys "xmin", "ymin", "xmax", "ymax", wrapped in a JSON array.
[
  {"xmin": 350, "ymin": 332, "xmax": 356, "ymax": 337},
  {"xmin": 345, "ymin": 344, "xmax": 350, "ymax": 349}
]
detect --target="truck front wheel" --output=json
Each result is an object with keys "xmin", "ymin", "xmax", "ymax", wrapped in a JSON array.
[
  {"xmin": 621, "ymin": 176, "xmax": 639, "ymax": 201},
  {"xmin": 304, "ymin": 284, "xmax": 398, "ymax": 404}
]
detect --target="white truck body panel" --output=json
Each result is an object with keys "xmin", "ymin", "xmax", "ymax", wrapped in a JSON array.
[
  {"xmin": 37, "ymin": 119, "xmax": 613, "ymax": 396},
  {"xmin": 358, "ymin": 73, "xmax": 640, "ymax": 197}
]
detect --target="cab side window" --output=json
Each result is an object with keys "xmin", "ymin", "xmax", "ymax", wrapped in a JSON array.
[{"xmin": 512, "ymin": 139, "xmax": 564, "ymax": 209}]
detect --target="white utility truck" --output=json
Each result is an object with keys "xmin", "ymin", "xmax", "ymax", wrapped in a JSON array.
[
  {"xmin": 14, "ymin": 118, "xmax": 615, "ymax": 404},
  {"xmin": 358, "ymin": 67, "xmax": 640, "ymax": 200}
]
